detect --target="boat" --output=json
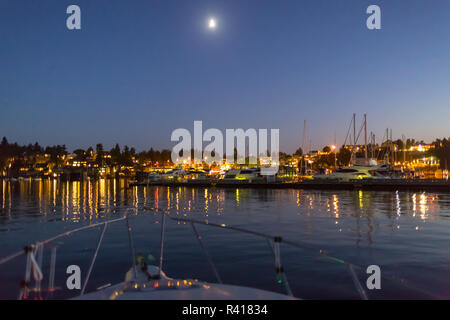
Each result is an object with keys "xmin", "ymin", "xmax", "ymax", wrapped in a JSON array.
[
  {"xmin": 77, "ymin": 264, "xmax": 295, "ymax": 300},
  {"xmin": 0, "ymin": 212, "xmax": 300, "ymax": 300},
  {"xmin": 222, "ymin": 168, "xmax": 262, "ymax": 182},
  {"xmin": 0, "ymin": 210, "xmax": 429, "ymax": 300},
  {"xmin": 312, "ymin": 114, "xmax": 398, "ymax": 182},
  {"xmin": 184, "ymin": 170, "xmax": 208, "ymax": 181},
  {"xmin": 147, "ymin": 172, "xmax": 162, "ymax": 183},
  {"xmin": 160, "ymin": 169, "xmax": 186, "ymax": 182},
  {"xmin": 314, "ymin": 162, "xmax": 392, "ymax": 182}
]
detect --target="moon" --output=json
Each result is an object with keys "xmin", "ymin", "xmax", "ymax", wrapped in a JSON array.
[{"xmin": 208, "ymin": 18, "xmax": 217, "ymax": 30}]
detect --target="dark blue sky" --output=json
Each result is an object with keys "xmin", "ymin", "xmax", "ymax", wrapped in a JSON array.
[{"xmin": 1, "ymin": 0, "xmax": 449, "ymax": 153}]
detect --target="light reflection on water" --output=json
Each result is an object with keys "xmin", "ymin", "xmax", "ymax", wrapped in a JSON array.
[{"xmin": 0, "ymin": 179, "xmax": 449, "ymax": 299}]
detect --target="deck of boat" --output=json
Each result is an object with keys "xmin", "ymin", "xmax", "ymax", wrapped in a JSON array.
[{"xmin": 76, "ymin": 282, "xmax": 298, "ymax": 300}]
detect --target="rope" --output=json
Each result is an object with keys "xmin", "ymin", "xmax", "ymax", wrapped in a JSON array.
[
  {"xmin": 0, "ymin": 251, "xmax": 24, "ymax": 266},
  {"xmin": 0, "ymin": 216, "xmax": 127, "ymax": 267},
  {"xmin": 2, "ymin": 207, "xmax": 442, "ymax": 300},
  {"xmin": 155, "ymin": 210, "xmax": 440, "ymax": 299},
  {"xmin": 267, "ymin": 238, "xmax": 293, "ymax": 296},
  {"xmin": 80, "ymin": 223, "xmax": 108, "ymax": 296},
  {"xmin": 190, "ymin": 222, "xmax": 222, "ymax": 284},
  {"xmin": 35, "ymin": 244, "xmax": 44, "ymax": 299},
  {"xmin": 0, "ymin": 216, "xmax": 128, "ymax": 300},
  {"xmin": 47, "ymin": 246, "xmax": 57, "ymax": 299},
  {"xmin": 19, "ymin": 247, "xmax": 32, "ymax": 300},
  {"xmin": 126, "ymin": 210, "xmax": 138, "ymax": 281},
  {"xmin": 30, "ymin": 245, "xmax": 43, "ymax": 282},
  {"xmin": 347, "ymin": 263, "xmax": 368, "ymax": 300},
  {"xmin": 158, "ymin": 211, "xmax": 166, "ymax": 278}
]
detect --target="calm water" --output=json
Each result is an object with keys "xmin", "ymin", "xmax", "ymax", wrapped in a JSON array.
[{"xmin": 0, "ymin": 179, "xmax": 449, "ymax": 299}]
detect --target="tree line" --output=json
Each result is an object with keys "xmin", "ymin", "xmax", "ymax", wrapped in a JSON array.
[
  {"xmin": 2, "ymin": 136, "xmax": 450, "ymax": 171},
  {"xmin": 0, "ymin": 137, "xmax": 173, "ymax": 170}
]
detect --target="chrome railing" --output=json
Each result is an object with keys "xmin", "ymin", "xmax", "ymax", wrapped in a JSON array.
[
  {"xmin": 0, "ymin": 214, "xmax": 133, "ymax": 300},
  {"xmin": 0, "ymin": 207, "xmax": 440, "ymax": 300},
  {"xmin": 154, "ymin": 209, "xmax": 440, "ymax": 300}
]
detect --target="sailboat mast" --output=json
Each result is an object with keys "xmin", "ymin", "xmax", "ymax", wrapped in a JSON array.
[
  {"xmin": 371, "ymin": 132, "xmax": 376, "ymax": 159},
  {"xmin": 386, "ymin": 128, "xmax": 389, "ymax": 164},
  {"xmin": 302, "ymin": 120, "xmax": 306, "ymax": 154},
  {"xmin": 350, "ymin": 113, "xmax": 356, "ymax": 165},
  {"xmin": 302, "ymin": 120, "xmax": 307, "ymax": 172},
  {"xmin": 334, "ymin": 130, "xmax": 337, "ymax": 169},
  {"xmin": 364, "ymin": 114, "xmax": 368, "ymax": 159}
]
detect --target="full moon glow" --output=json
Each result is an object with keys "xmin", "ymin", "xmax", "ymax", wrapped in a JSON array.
[{"xmin": 208, "ymin": 18, "xmax": 216, "ymax": 29}]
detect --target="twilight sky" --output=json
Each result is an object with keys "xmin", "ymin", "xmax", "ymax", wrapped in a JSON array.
[{"xmin": 0, "ymin": 0, "xmax": 449, "ymax": 153}]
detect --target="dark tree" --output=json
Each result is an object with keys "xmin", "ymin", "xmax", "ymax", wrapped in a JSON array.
[
  {"xmin": 293, "ymin": 147, "xmax": 303, "ymax": 156},
  {"xmin": 337, "ymin": 147, "xmax": 352, "ymax": 166}
]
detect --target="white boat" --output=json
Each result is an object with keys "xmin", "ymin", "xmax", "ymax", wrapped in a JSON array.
[
  {"xmin": 222, "ymin": 168, "xmax": 262, "ymax": 181},
  {"xmin": 222, "ymin": 168, "xmax": 240, "ymax": 180},
  {"xmin": 0, "ymin": 211, "xmax": 396, "ymax": 300},
  {"xmin": 160, "ymin": 169, "xmax": 185, "ymax": 181},
  {"xmin": 314, "ymin": 164, "xmax": 392, "ymax": 182},
  {"xmin": 147, "ymin": 172, "xmax": 162, "ymax": 183},
  {"xmin": 76, "ymin": 264, "xmax": 295, "ymax": 300},
  {"xmin": 0, "ymin": 213, "xmax": 302, "ymax": 300}
]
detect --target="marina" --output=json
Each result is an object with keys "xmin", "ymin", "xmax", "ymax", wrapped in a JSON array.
[{"xmin": 1, "ymin": 1, "xmax": 450, "ymax": 306}]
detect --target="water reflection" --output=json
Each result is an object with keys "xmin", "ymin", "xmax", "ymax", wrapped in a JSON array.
[
  {"xmin": 1, "ymin": 179, "xmax": 449, "ymax": 300},
  {"xmin": 0, "ymin": 179, "xmax": 131, "ymax": 222},
  {"xmin": 0, "ymin": 180, "xmax": 448, "ymax": 234}
]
